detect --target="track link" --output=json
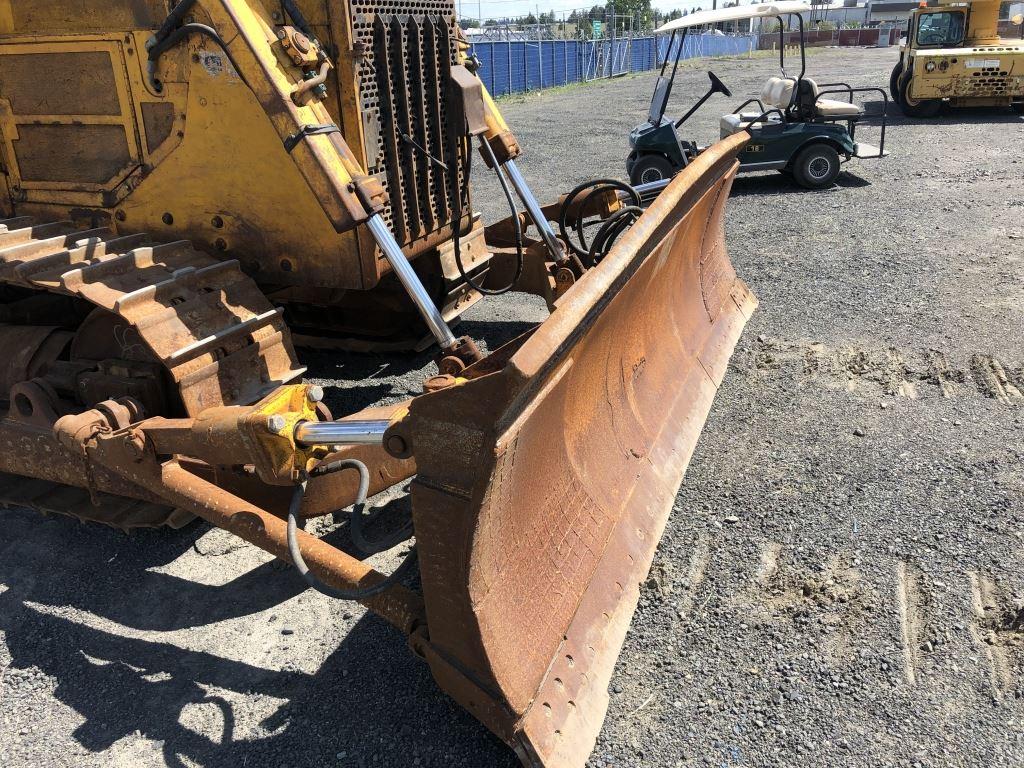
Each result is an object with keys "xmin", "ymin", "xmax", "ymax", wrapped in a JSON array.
[
  {"xmin": 0, "ymin": 217, "xmax": 305, "ymax": 414},
  {"xmin": 0, "ymin": 473, "xmax": 192, "ymax": 530},
  {"xmin": 0, "ymin": 217, "xmax": 307, "ymax": 527}
]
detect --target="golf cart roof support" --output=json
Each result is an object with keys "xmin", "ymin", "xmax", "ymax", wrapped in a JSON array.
[{"xmin": 780, "ymin": 11, "xmax": 807, "ymax": 84}]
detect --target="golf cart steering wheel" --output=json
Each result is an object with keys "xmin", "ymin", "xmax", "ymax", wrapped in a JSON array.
[{"xmin": 709, "ymin": 71, "xmax": 732, "ymax": 98}]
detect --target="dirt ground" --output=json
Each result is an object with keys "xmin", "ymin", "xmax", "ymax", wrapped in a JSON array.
[{"xmin": 2, "ymin": 46, "xmax": 1023, "ymax": 768}]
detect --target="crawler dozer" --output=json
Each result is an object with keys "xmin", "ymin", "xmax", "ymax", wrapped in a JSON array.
[
  {"xmin": 0, "ymin": 1, "xmax": 756, "ymax": 765},
  {"xmin": 891, "ymin": 0, "xmax": 1024, "ymax": 116}
]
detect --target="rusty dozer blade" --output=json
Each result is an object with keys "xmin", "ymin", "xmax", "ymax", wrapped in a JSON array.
[{"xmin": 399, "ymin": 133, "xmax": 757, "ymax": 767}]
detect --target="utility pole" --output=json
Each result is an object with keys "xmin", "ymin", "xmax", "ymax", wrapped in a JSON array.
[
  {"xmin": 608, "ymin": 0, "xmax": 614, "ymax": 78},
  {"xmin": 537, "ymin": 4, "xmax": 543, "ymax": 88}
]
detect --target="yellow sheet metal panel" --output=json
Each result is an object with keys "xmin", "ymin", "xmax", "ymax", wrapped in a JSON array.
[
  {"xmin": 910, "ymin": 49, "xmax": 1024, "ymax": 101},
  {"xmin": 116, "ymin": 53, "xmax": 368, "ymax": 290},
  {"xmin": 0, "ymin": 40, "xmax": 144, "ymax": 198},
  {"xmin": 0, "ymin": 0, "xmax": 479, "ymax": 290},
  {"xmin": 0, "ymin": 0, "xmax": 166, "ymax": 33}
]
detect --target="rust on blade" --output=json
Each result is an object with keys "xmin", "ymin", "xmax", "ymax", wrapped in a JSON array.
[{"xmin": 402, "ymin": 132, "xmax": 756, "ymax": 767}]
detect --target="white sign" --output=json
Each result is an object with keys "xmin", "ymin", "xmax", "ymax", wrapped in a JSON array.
[{"xmin": 965, "ymin": 58, "xmax": 1000, "ymax": 68}]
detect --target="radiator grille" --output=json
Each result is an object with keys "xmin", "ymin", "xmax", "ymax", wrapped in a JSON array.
[{"xmin": 350, "ymin": 2, "xmax": 468, "ymax": 247}]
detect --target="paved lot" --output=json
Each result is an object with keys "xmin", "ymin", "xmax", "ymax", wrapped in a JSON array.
[{"xmin": 2, "ymin": 46, "xmax": 1023, "ymax": 768}]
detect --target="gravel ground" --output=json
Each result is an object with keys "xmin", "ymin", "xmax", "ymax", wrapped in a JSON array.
[{"xmin": 2, "ymin": 46, "xmax": 1024, "ymax": 768}]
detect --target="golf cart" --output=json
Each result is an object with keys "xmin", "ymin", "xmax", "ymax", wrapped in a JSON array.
[{"xmin": 626, "ymin": 1, "xmax": 889, "ymax": 190}]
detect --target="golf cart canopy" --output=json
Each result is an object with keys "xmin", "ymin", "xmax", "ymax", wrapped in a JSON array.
[
  {"xmin": 646, "ymin": 1, "xmax": 818, "ymax": 126},
  {"xmin": 654, "ymin": 1, "xmax": 812, "ymax": 33}
]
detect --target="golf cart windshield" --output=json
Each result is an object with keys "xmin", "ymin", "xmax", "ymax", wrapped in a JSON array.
[
  {"xmin": 648, "ymin": 76, "xmax": 673, "ymax": 124},
  {"xmin": 916, "ymin": 11, "xmax": 965, "ymax": 47}
]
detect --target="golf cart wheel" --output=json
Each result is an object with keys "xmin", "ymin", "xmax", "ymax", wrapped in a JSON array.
[
  {"xmin": 898, "ymin": 72, "xmax": 941, "ymax": 118},
  {"xmin": 792, "ymin": 143, "xmax": 841, "ymax": 190},
  {"xmin": 628, "ymin": 154, "xmax": 676, "ymax": 186},
  {"xmin": 889, "ymin": 63, "xmax": 903, "ymax": 107}
]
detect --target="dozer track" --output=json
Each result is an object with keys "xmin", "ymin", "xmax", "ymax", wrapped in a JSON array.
[
  {"xmin": 0, "ymin": 217, "xmax": 306, "ymax": 528},
  {"xmin": 0, "ymin": 472, "xmax": 192, "ymax": 529}
]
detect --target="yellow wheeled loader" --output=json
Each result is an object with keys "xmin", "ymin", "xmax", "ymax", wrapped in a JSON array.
[
  {"xmin": 0, "ymin": 2, "xmax": 757, "ymax": 765},
  {"xmin": 891, "ymin": 0, "xmax": 1024, "ymax": 116}
]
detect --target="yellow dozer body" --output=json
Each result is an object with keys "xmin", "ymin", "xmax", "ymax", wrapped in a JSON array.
[
  {"xmin": 892, "ymin": 0, "xmax": 1024, "ymax": 116},
  {"xmin": 0, "ymin": 1, "xmax": 756, "ymax": 765}
]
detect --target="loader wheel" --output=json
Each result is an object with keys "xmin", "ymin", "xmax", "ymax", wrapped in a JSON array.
[
  {"xmin": 791, "ymin": 143, "xmax": 840, "ymax": 190},
  {"xmin": 1012, "ymin": 101, "xmax": 1024, "ymax": 115},
  {"xmin": 628, "ymin": 154, "xmax": 676, "ymax": 186},
  {"xmin": 898, "ymin": 72, "xmax": 941, "ymax": 118},
  {"xmin": 889, "ymin": 63, "xmax": 903, "ymax": 107}
]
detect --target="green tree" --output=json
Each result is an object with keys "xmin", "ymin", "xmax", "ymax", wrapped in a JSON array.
[{"xmin": 610, "ymin": 0, "xmax": 654, "ymax": 28}]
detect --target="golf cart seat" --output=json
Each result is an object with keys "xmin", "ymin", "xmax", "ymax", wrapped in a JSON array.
[
  {"xmin": 801, "ymin": 77, "xmax": 864, "ymax": 119},
  {"xmin": 719, "ymin": 76, "xmax": 793, "ymax": 137}
]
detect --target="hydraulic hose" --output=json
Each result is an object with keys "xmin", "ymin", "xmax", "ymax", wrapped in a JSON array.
[
  {"xmin": 449, "ymin": 136, "xmax": 525, "ymax": 296},
  {"xmin": 558, "ymin": 179, "xmax": 642, "ymax": 267},
  {"xmin": 286, "ymin": 462, "xmax": 418, "ymax": 601},
  {"xmin": 586, "ymin": 205, "xmax": 643, "ymax": 266},
  {"xmin": 148, "ymin": 23, "xmax": 250, "ymax": 91},
  {"xmin": 311, "ymin": 458, "xmax": 413, "ymax": 555},
  {"xmin": 155, "ymin": 0, "xmax": 199, "ymax": 45},
  {"xmin": 282, "ymin": 0, "xmax": 316, "ymax": 39}
]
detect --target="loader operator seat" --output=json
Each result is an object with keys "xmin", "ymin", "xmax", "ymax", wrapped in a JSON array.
[{"xmin": 719, "ymin": 76, "xmax": 794, "ymax": 138}]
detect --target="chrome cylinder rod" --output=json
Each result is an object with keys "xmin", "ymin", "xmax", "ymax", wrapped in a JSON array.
[
  {"xmin": 502, "ymin": 159, "xmax": 566, "ymax": 265},
  {"xmin": 631, "ymin": 178, "xmax": 671, "ymax": 197},
  {"xmin": 365, "ymin": 214, "xmax": 457, "ymax": 351},
  {"xmin": 294, "ymin": 420, "xmax": 390, "ymax": 447}
]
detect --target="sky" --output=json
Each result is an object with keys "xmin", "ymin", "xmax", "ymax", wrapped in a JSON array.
[{"xmin": 455, "ymin": 0, "xmax": 710, "ymax": 24}]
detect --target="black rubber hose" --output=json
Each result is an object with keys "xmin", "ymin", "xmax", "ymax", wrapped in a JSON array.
[
  {"xmin": 282, "ymin": 0, "xmax": 316, "ymax": 40},
  {"xmin": 312, "ymin": 458, "xmax": 413, "ymax": 555},
  {"xmin": 557, "ymin": 179, "xmax": 641, "ymax": 266},
  {"xmin": 154, "ymin": 0, "xmax": 199, "ymax": 46},
  {"xmin": 148, "ymin": 23, "xmax": 250, "ymax": 90},
  {"xmin": 450, "ymin": 137, "xmax": 524, "ymax": 296},
  {"xmin": 586, "ymin": 205, "xmax": 643, "ymax": 266},
  {"xmin": 286, "ymin": 481, "xmax": 419, "ymax": 601}
]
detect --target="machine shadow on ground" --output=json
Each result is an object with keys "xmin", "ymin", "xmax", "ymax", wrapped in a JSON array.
[
  {"xmin": 0, "ymin": 508, "xmax": 513, "ymax": 768},
  {"xmin": 881, "ymin": 105, "xmax": 1024, "ymax": 126},
  {"xmin": 729, "ymin": 168, "xmax": 871, "ymax": 197}
]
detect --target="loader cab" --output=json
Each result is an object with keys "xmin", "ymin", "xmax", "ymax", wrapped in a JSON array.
[
  {"xmin": 912, "ymin": 8, "xmax": 966, "ymax": 47},
  {"xmin": 627, "ymin": 0, "xmax": 889, "ymax": 191}
]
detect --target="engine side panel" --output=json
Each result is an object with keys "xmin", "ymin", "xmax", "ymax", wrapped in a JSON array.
[{"xmin": 0, "ymin": 0, "xmax": 472, "ymax": 293}]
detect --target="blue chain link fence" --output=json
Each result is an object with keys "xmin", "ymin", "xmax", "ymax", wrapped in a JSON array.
[{"xmin": 470, "ymin": 33, "xmax": 758, "ymax": 98}]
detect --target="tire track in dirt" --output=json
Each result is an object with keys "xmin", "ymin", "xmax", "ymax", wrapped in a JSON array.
[
  {"xmin": 969, "ymin": 572, "xmax": 1024, "ymax": 701},
  {"xmin": 674, "ymin": 537, "xmax": 711, "ymax": 617},
  {"xmin": 895, "ymin": 561, "xmax": 938, "ymax": 686},
  {"xmin": 971, "ymin": 355, "xmax": 1024, "ymax": 405},
  {"xmin": 734, "ymin": 337, "xmax": 1020, "ymax": 404}
]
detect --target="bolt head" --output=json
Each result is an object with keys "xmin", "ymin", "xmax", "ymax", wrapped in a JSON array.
[
  {"xmin": 385, "ymin": 435, "xmax": 409, "ymax": 456},
  {"xmin": 267, "ymin": 415, "xmax": 287, "ymax": 433},
  {"xmin": 307, "ymin": 385, "xmax": 324, "ymax": 404}
]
